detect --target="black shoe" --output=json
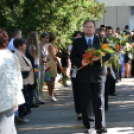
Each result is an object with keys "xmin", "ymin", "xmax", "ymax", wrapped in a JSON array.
[
  {"xmin": 111, "ymin": 93, "xmax": 116, "ymax": 96},
  {"xmin": 77, "ymin": 116, "xmax": 82, "ymax": 121},
  {"xmin": 38, "ymin": 102, "xmax": 45, "ymax": 104},
  {"xmin": 31, "ymin": 104, "xmax": 39, "ymax": 108},
  {"xmin": 96, "ymin": 128, "xmax": 107, "ymax": 134}
]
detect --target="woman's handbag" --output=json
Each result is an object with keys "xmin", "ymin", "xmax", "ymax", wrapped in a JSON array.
[{"xmin": 22, "ymin": 56, "xmax": 30, "ymax": 78}]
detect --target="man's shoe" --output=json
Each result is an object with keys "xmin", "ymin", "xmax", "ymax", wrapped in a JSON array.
[
  {"xmin": 96, "ymin": 128, "xmax": 107, "ymax": 134},
  {"xmin": 31, "ymin": 104, "xmax": 39, "ymax": 108},
  {"xmin": 38, "ymin": 102, "xmax": 45, "ymax": 104},
  {"xmin": 86, "ymin": 128, "xmax": 96, "ymax": 134},
  {"xmin": 111, "ymin": 93, "xmax": 116, "ymax": 96},
  {"xmin": 77, "ymin": 116, "xmax": 82, "ymax": 121}
]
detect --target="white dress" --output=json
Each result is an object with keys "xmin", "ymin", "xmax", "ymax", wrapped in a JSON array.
[{"xmin": 0, "ymin": 49, "xmax": 25, "ymax": 134}]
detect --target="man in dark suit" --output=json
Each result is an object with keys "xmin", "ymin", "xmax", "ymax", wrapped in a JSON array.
[{"xmin": 70, "ymin": 20, "xmax": 109, "ymax": 134}]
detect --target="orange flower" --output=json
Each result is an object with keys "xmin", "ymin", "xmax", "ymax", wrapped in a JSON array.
[
  {"xmin": 34, "ymin": 68, "xmax": 39, "ymax": 73},
  {"xmin": 102, "ymin": 44, "xmax": 108, "ymax": 50},
  {"xmin": 82, "ymin": 51, "xmax": 94, "ymax": 59},
  {"xmin": 132, "ymin": 44, "xmax": 134, "ymax": 47},
  {"xmin": 115, "ymin": 44, "xmax": 120, "ymax": 50}
]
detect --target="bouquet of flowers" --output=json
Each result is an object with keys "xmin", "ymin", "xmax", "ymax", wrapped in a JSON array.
[
  {"xmin": 81, "ymin": 43, "xmax": 115, "ymax": 69},
  {"xmin": 81, "ymin": 33, "xmax": 133, "ymax": 69}
]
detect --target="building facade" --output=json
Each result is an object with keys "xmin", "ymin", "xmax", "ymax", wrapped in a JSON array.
[{"xmin": 96, "ymin": 0, "xmax": 134, "ymax": 31}]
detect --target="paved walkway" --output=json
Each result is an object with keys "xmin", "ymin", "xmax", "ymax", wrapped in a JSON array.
[{"xmin": 17, "ymin": 78, "xmax": 134, "ymax": 134}]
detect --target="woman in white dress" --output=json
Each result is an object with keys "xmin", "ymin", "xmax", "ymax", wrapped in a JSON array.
[{"xmin": 0, "ymin": 29, "xmax": 25, "ymax": 134}]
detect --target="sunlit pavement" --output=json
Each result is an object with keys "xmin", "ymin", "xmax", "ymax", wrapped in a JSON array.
[{"xmin": 17, "ymin": 78, "xmax": 134, "ymax": 134}]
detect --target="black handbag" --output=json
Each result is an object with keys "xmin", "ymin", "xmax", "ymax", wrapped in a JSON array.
[{"xmin": 22, "ymin": 56, "xmax": 30, "ymax": 78}]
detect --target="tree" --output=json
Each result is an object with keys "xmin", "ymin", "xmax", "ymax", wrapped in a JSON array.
[{"xmin": 0, "ymin": 0, "xmax": 106, "ymax": 46}]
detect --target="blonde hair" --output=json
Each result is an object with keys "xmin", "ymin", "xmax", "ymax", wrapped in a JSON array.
[{"xmin": 26, "ymin": 31, "xmax": 39, "ymax": 57}]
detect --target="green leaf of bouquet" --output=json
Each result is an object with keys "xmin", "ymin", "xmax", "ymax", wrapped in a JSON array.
[
  {"xmin": 108, "ymin": 36, "xmax": 114, "ymax": 40},
  {"xmin": 94, "ymin": 50, "xmax": 101, "ymax": 57},
  {"xmin": 103, "ymin": 49, "xmax": 115, "ymax": 54},
  {"xmin": 120, "ymin": 40, "xmax": 127, "ymax": 46},
  {"xmin": 113, "ymin": 38, "xmax": 120, "ymax": 44},
  {"xmin": 87, "ymin": 48, "xmax": 91, "ymax": 52}
]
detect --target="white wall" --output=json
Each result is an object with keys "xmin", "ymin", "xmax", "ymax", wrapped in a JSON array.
[
  {"xmin": 96, "ymin": 6, "xmax": 131, "ymax": 31},
  {"xmin": 98, "ymin": 0, "xmax": 134, "ymax": 6}
]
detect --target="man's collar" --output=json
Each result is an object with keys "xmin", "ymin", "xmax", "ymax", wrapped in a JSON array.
[{"xmin": 84, "ymin": 34, "xmax": 94, "ymax": 40}]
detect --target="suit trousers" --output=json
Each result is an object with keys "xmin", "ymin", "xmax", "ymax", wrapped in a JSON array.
[
  {"xmin": 79, "ymin": 83, "xmax": 106, "ymax": 129},
  {"xmin": 71, "ymin": 77, "xmax": 82, "ymax": 114},
  {"xmin": 105, "ymin": 78, "xmax": 109, "ymax": 108}
]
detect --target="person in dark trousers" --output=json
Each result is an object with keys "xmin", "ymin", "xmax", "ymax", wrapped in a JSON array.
[
  {"xmin": 70, "ymin": 31, "xmax": 83, "ymax": 121},
  {"xmin": 70, "ymin": 20, "xmax": 109, "ymax": 134},
  {"xmin": 106, "ymin": 26, "xmax": 116, "ymax": 96},
  {"xmin": 25, "ymin": 49, "xmax": 39, "ymax": 108}
]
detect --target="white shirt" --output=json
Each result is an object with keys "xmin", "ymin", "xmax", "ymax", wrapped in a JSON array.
[
  {"xmin": 84, "ymin": 35, "xmax": 94, "ymax": 47},
  {"xmin": 7, "ymin": 38, "xmax": 16, "ymax": 52},
  {"xmin": 68, "ymin": 45, "xmax": 73, "ymax": 52},
  {"xmin": 0, "ymin": 50, "xmax": 25, "ymax": 113}
]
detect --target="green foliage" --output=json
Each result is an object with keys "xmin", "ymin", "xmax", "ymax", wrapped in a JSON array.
[{"xmin": 0, "ymin": 0, "xmax": 106, "ymax": 47}]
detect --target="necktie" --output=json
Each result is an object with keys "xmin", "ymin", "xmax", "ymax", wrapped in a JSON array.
[{"xmin": 88, "ymin": 39, "xmax": 92, "ymax": 49}]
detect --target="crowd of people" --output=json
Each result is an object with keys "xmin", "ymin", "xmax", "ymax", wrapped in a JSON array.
[
  {"xmin": 0, "ymin": 28, "xmax": 66, "ymax": 133},
  {"xmin": 0, "ymin": 20, "xmax": 134, "ymax": 134}
]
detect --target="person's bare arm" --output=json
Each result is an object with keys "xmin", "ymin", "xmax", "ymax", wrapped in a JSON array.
[{"xmin": 49, "ymin": 45, "xmax": 61, "ymax": 66}]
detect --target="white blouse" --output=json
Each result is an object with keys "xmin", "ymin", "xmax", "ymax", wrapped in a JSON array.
[{"xmin": 0, "ymin": 50, "xmax": 25, "ymax": 113}]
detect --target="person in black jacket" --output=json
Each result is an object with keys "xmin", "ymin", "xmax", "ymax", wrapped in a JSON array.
[
  {"xmin": 70, "ymin": 31, "xmax": 83, "ymax": 121},
  {"xmin": 25, "ymin": 49, "xmax": 39, "ymax": 108},
  {"xmin": 70, "ymin": 20, "xmax": 109, "ymax": 134}
]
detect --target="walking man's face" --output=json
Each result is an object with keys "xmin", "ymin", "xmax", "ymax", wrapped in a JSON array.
[{"xmin": 83, "ymin": 22, "xmax": 96, "ymax": 37}]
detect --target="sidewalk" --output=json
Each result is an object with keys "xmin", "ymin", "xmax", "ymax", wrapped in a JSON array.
[{"xmin": 17, "ymin": 78, "xmax": 134, "ymax": 134}]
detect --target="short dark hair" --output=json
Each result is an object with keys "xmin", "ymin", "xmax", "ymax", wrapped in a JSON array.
[
  {"xmin": 0, "ymin": 29, "xmax": 8, "ymax": 48},
  {"xmin": 100, "ymin": 25, "xmax": 106, "ymax": 28},
  {"xmin": 11, "ymin": 28, "xmax": 20, "ymax": 38},
  {"xmin": 40, "ymin": 32, "xmax": 49, "ymax": 39},
  {"xmin": 95, "ymin": 28, "xmax": 101, "ymax": 36},
  {"xmin": 125, "ymin": 25, "xmax": 129, "ymax": 29},
  {"xmin": 106, "ymin": 26, "xmax": 113, "ymax": 31},
  {"xmin": 83, "ymin": 20, "xmax": 96, "ymax": 27},
  {"xmin": 49, "ymin": 32, "xmax": 56, "ymax": 43},
  {"xmin": 72, "ymin": 31, "xmax": 82, "ymax": 38},
  {"xmin": 116, "ymin": 27, "xmax": 120, "ymax": 31},
  {"xmin": 13, "ymin": 38, "xmax": 25, "ymax": 49}
]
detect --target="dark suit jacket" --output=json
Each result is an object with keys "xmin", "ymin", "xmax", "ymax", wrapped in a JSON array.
[{"xmin": 70, "ymin": 35, "xmax": 110, "ymax": 83}]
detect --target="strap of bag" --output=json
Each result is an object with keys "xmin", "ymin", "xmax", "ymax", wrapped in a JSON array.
[{"xmin": 22, "ymin": 56, "xmax": 29, "ymax": 66}]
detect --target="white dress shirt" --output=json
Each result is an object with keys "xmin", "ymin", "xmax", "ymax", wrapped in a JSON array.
[
  {"xmin": 7, "ymin": 38, "xmax": 16, "ymax": 52},
  {"xmin": 84, "ymin": 35, "xmax": 94, "ymax": 47}
]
